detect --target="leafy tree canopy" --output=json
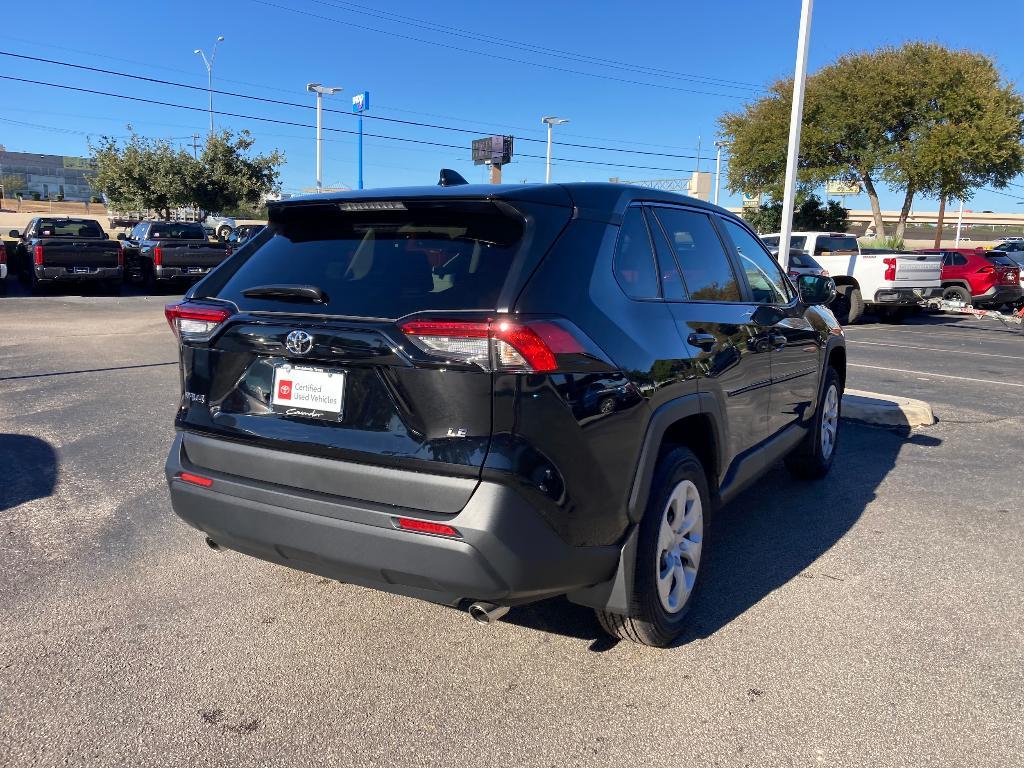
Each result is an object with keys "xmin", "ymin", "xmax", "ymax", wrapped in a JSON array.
[
  {"xmin": 89, "ymin": 129, "xmax": 283, "ymax": 220},
  {"xmin": 741, "ymin": 194, "xmax": 849, "ymax": 234},
  {"xmin": 720, "ymin": 43, "xmax": 1024, "ymax": 239}
]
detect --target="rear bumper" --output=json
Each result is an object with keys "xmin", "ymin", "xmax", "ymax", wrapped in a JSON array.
[
  {"xmin": 974, "ymin": 284, "xmax": 1023, "ymax": 304},
  {"xmin": 155, "ymin": 265, "xmax": 213, "ymax": 281},
  {"xmin": 871, "ymin": 286, "xmax": 941, "ymax": 304},
  {"xmin": 164, "ymin": 432, "xmax": 619, "ymax": 607},
  {"xmin": 37, "ymin": 265, "xmax": 121, "ymax": 281}
]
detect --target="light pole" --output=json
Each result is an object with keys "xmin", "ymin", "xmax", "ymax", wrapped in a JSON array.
[
  {"xmin": 777, "ymin": 0, "xmax": 814, "ymax": 273},
  {"xmin": 713, "ymin": 140, "xmax": 729, "ymax": 206},
  {"xmin": 541, "ymin": 116, "xmax": 569, "ymax": 184},
  {"xmin": 193, "ymin": 36, "xmax": 225, "ymax": 134},
  {"xmin": 306, "ymin": 83, "xmax": 343, "ymax": 193}
]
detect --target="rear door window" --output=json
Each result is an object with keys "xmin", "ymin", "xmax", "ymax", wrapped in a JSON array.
[
  {"xmin": 651, "ymin": 207, "xmax": 742, "ymax": 302},
  {"xmin": 612, "ymin": 207, "xmax": 660, "ymax": 300},
  {"xmin": 987, "ymin": 254, "xmax": 1016, "ymax": 267},
  {"xmin": 205, "ymin": 202, "xmax": 531, "ymax": 318}
]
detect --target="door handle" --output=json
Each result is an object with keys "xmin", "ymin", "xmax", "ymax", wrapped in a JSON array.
[
  {"xmin": 769, "ymin": 333, "xmax": 787, "ymax": 349},
  {"xmin": 687, "ymin": 333, "xmax": 717, "ymax": 350}
]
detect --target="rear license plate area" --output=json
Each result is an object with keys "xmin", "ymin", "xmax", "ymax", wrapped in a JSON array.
[
  {"xmin": 72, "ymin": 266, "xmax": 90, "ymax": 274},
  {"xmin": 187, "ymin": 267, "xmax": 208, "ymax": 275},
  {"xmin": 271, "ymin": 364, "xmax": 345, "ymax": 421}
]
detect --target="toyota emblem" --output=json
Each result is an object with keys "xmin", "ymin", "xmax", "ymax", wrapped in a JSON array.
[{"xmin": 285, "ymin": 330, "xmax": 314, "ymax": 355}]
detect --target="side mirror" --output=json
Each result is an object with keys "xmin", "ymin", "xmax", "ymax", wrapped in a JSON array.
[
  {"xmin": 797, "ymin": 274, "xmax": 837, "ymax": 306},
  {"xmin": 8, "ymin": 229, "xmax": 20, "ymax": 238},
  {"xmin": 116, "ymin": 233, "xmax": 126, "ymax": 241}
]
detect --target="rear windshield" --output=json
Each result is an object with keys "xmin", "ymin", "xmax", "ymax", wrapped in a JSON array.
[
  {"xmin": 37, "ymin": 219, "xmax": 104, "ymax": 238},
  {"xmin": 206, "ymin": 202, "xmax": 527, "ymax": 318},
  {"xmin": 761, "ymin": 235, "xmax": 807, "ymax": 250},
  {"xmin": 986, "ymin": 253, "xmax": 1016, "ymax": 266},
  {"xmin": 814, "ymin": 236, "xmax": 857, "ymax": 255},
  {"xmin": 789, "ymin": 253, "xmax": 815, "ymax": 268},
  {"xmin": 150, "ymin": 223, "xmax": 207, "ymax": 240}
]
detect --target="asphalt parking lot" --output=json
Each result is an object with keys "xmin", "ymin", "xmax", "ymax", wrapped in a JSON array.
[{"xmin": 1, "ymin": 295, "xmax": 1021, "ymax": 767}]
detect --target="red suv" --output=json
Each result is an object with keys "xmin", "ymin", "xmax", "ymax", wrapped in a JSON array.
[{"xmin": 917, "ymin": 248, "xmax": 1022, "ymax": 307}]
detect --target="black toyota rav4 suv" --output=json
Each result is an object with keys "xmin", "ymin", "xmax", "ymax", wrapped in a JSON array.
[{"xmin": 164, "ymin": 182, "xmax": 845, "ymax": 647}]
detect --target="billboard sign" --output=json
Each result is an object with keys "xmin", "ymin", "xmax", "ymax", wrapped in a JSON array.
[
  {"xmin": 826, "ymin": 180, "xmax": 862, "ymax": 196},
  {"xmin": 472, "ymin": 135, "xmax": 514, "ymax": 166},
  {"xmin": 352, "ymin": 91, "xmax": 370, "ymax": 113}
]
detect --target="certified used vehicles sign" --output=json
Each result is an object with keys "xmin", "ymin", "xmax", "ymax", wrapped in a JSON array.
[{"xmin": 272, "ymin": 365, "xmax": 345, "ymax": 418}]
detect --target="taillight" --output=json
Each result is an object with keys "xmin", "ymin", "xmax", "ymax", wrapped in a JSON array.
[
  {"xmin": 164, "ymin": 300, "xmax": 233, "ymax": 342},
  {"xmin": 0, "ymin": 245, "xmax": 6, "ymax": 265},
  {"xmin": 883, "ymin": 257, "xmax": 896, "ymax": 281},
  {"xmin": 400, "ymin": 317, "xmax": 599, "ymax": 373},
  {"xmin": 153, "ymin": 246, "xmax": 163, "ymax": 266},
  {"xmin": 225, "ymin": 246, "xmax": 233, "ymax": 257},
  {"xmin": 976, "ymin": 265, "xmax": 995, "ymax": 274},
  {"xmin": 33, "ymin": 245, "xmax": 44, "ymax": 266},
  {"xmin": 395, "ymin": 517, "xmax": 460, "ymax": 538},
  {"xmin": 117, "ymin": 244, "xmax": 124, "ymax": 268}
]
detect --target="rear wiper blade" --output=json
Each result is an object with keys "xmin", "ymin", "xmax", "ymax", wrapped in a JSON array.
[{"xmin": 241, "ymin": 284, "xmax": 328, "ymax": 303}]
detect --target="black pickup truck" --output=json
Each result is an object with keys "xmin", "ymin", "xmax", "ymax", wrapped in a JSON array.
[
  {"xmin": 8, "ymin": 217, "xmax": 123, "ymax": 294},
  {"xmin": 122, "ymin": 221, "xmax": 230, "ymax": 291}
]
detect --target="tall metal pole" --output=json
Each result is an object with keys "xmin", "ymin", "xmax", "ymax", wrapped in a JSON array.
[
  {"xmin": 358, "ymin": 112, "xmax": 364, "ymax": 190},
  {"xmin": 194, "ymin": 36, "xmax": 224, "ymax": 134},
  {"xmin": 954, "ymin": 198, "xmax": 964, "ymax": 247},
  {"xmin": 713, "ymin": 141, "xmax": 728, "ymax": 206},
  {"xmin": 315, "ymin": 91, "xmax": 323, "ymax": 193},
  {"xmin": 777, "ymin": 0, "xmax": 814, "ymax": 273},
  {"xmin": 541, "ymin": 117, "xmax": 569, "ymax": 184},
  {"xmin": 207, "ymin": 65, "xmax": 214, "ymax": 133},
  {"xmin": 545, "ymin": 122, "xmax": 553, "ymax": 184}
]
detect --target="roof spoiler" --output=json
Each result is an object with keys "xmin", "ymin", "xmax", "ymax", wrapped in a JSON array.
[{"xmin": 438, "ymin": 168, "xmax": 468, "ymax": 187}]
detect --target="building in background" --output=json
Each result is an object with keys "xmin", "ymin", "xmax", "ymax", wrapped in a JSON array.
[{"xmin": 0, "ymin": 151, "xmax": 98, "ymax": 201}]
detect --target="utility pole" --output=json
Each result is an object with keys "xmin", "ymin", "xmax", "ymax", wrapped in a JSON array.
[
  {"xmin": 777, "ymin": 0, "xmax": 814, "ymax": 273},
  {"xmin": 193, "ymin": 36, "xmax": 225, "ymax": 134},
  {"xmin": 713, "ymin": 140, "xmax": 729, "ymax": 206},
  {"xmin": 695, "ymin": 136, "xmax": 702, "ymax": 174},
  {"xmin": 306, "ymin": 83, "xmax": 343, "ymax": 193},
  {"xmin": 191, "ymin": 134, "xmax": 200, "ymax": 159}
]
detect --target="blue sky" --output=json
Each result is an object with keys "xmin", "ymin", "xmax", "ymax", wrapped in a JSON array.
[{"xmin": 2, "ymin": 0, "xmax": 1022, "ymax": 211}]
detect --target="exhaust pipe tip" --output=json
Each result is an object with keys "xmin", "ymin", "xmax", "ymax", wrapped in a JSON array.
[
  {"xmin": 205, "ymin": 537, "xmax": 221, "ymax": 551},
  {"xmin": 468, "ymin": 602, "xmax": 509, "ymax": 625}
]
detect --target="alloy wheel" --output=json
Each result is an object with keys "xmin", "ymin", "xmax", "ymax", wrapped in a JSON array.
[{"xmin": 655, "ymin": 479, "xmax": 703, "ymax": 614}]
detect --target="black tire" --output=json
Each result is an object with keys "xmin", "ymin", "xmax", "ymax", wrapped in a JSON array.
[
  {"xmin": 785, "ymin": 366, "xmax": 842, "ymax": 480},
  {"xmin": 596, "ymin": 447, "xmax": 711, "ymax": 647},
  {"xmin": 29, "ymin": 271, "xmax": 45, "ymax": 296},
  {"xmin": 832, "ymin": 285, "xmax": 864, "ymax": 325},
  {"xmin": 104, "ymin": 279, "xmax": 123, "ymax": 296},
  {"xmin": 942, "ymin": 285, "xmax": 971, "ymax": 305}
]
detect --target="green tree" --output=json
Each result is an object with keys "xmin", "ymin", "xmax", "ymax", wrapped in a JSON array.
[
  {"xmin": 191, "ymin": 130, "xmax": 283, "ymax": 215},
  {"xmin": 89, "ymin": 129, "xmax": 282, "ymax": 220},
  {"xmin": 741, "ymin": 194, "xmax": 849, "ymax": 234},
  {"xmin": 720, "ymin": 43, "xmax": 1024, "ymax": 240}
]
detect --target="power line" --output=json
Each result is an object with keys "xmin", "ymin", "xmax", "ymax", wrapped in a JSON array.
[
  {"xmin": 0, "ymin": 73, "xmax": 714, "ymax": 175},
  {"xmin": 249, "ymin": 0, "xmax": 755, "ymax": 100},
  {"xmin": 304, "ymin": 0, "xmax": 764, "ymax": 91},
  {"xmin": 0, "ymin": 50, "xmax": 722, "ymax": 162},
  {"xmin": 984, "ymin": 187, "xmax": 1024, "ymax": 201}
]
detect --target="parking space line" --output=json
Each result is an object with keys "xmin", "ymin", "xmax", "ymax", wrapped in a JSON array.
[
  {"xmin": 848, "ymin": 363, "xmax": 1024, "ymax": 388},
  {"xmin": 844, "ymin": 326, "xmax": 1021, "ymax": 341},
  {"xmin": 0, "ymin": 361, "xmax": 177, "ymax": 381},
  {"xmin": 846, "ymin": 339, "xmax": 1021, "ymax": 360}
]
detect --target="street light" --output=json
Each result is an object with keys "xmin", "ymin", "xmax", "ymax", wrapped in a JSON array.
[
  {"xmin": 193, "ymin": 35, "xmax": 225, "ymax": 134},
  {"xmin": 306, "ymin": 83, "xmax": 343, "ymax": 194},
  {"xmin": 713, "ymin": 140, "xmax": 729, "ymax": 206},
  {"xmin": 541, "ymin": 116, "xmax": 570, "ymax": 184}
]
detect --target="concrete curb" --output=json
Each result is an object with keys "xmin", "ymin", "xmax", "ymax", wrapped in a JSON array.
[{"xmin": 842, "ymin": 389, "xmax": 936, "ymax": 429}]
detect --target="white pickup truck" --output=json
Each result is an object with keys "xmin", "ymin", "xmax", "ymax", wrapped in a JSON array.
[{"xmin": 762, "ymin": 231, "xmax": 942, "ymax": 323}]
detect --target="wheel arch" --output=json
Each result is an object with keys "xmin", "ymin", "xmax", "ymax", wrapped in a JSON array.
[{"xmin": 831, "ymin": 275, "xmax": 860, "ymax": 290}]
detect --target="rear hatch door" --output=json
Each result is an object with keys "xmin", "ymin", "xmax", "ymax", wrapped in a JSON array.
[
  {"xmin": 986, "ymin": 252, "xmax": 1021, "ymax": 286},
  {"xmin": 175, "ymin": 195, "xmax": 571, "ymax": 510},
  {"xmin": 156, "ymin": 240, "xmax": 229, "ymax": 268}
]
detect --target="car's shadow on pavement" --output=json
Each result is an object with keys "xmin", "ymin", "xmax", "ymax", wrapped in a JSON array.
[
  {"xmin": 505, "ymin": 422, "xmax": 941, "ymax": 651},
  {"xmin": 0, "ymin": 434, "xmax": 59, "ymax": 511}
]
